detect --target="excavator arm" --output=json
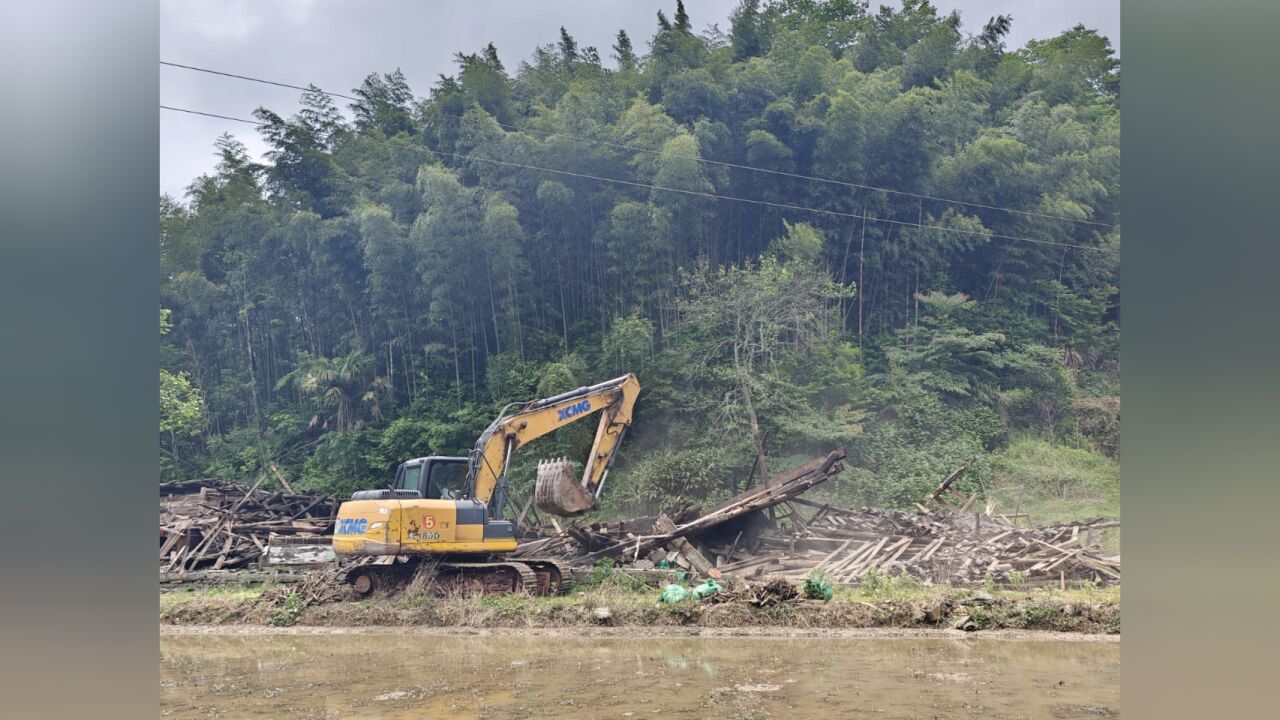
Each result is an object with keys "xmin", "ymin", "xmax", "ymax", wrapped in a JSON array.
[{"xmin": 467, "ymin": 373, "xmax": 640, "ymax": 517}]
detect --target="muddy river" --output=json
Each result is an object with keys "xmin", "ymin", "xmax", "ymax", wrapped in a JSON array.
[{"xmin": 160, "ymin": 631, "xmax": 1119, "ymax": 718}]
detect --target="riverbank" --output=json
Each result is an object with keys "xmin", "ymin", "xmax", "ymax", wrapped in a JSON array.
[
  {"xmin": 160, "ymin": 579, "xmax": 1119, "ymax": 634},
  {"xmin": 162, "ymin": 624, "xmax": 1119, "ymax": 641}
]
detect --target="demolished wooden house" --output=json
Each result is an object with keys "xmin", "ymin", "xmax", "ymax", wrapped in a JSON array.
[
  {"xmin": 513, "ymin": 448, "xmax": 1120, "ymax": 588},
  {"xmin": 160, "ymin": 477, "xmax": 336, "ymax": 574},
  {"xmin": 159, "ymin": 447, "xmax": 1119, "ymax": 588}
]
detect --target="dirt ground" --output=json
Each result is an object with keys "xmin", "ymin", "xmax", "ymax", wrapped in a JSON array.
[
  {"xmin": 161, "ymin": 623, "xmax": 1119, "ymax": 641},
  {"xmin": 160, "ymin": 577, "xmax": 1120, "ymax": 635}
]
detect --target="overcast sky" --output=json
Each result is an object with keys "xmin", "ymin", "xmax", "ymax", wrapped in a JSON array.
[{"xmin": 160, "ymin": 0, "xmax": 1119, "ymax": 200}]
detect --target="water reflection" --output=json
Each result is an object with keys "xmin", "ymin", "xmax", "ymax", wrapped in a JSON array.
[{"xmin": 161, "ymin": 633, "xmax": 1119, "ymax": 719}]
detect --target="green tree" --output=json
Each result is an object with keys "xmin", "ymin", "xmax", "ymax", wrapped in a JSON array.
[
  {"xmin": 275, "ymin": 350, "xmax": 381, "ymax": 434},
  {"xmin": 158, "ymin": 7, "xmax": 1120, "ymax": 509}
]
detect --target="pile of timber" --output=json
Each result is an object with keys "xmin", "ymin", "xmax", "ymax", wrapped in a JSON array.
[
  {"xmin": 740, "ymin": 503, "xmax": 1121, "ymax": 586},
  {"xmin": 512, "ymin": 447, "xmax": 1119, "ymax": 588},
  {"xmin": 513, "ymin": 448, "xmax": 849, "ymax": 578},
  {"xmin": 160, "ymin": 477, "xmax": 336, "ymax": 574}
]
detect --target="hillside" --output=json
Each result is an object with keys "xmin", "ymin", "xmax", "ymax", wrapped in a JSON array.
[{"xmin": 159, "ymin": 1, "xmax": 1120, "ymax": 520}]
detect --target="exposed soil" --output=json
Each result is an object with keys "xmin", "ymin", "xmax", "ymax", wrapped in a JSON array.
[
  {"xmin": 160, "ymin": 581, "xmax": 1120, "ymax": 635},
  {"xmin": 161, "ymin": 624, "xmax": 1119, "ymax": 641}
]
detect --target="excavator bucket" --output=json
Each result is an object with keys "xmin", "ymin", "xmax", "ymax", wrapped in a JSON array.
[{"xmin": 534, "ymin": 458, "xmax": 595, "ymax": 516}]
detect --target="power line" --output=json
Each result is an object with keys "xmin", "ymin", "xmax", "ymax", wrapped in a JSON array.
[
  {"xmin": 161, "ymin": 60, "xmax": 359, "ymax": 102},
  {"xmin": 160, "ymin": 104, "xmax": 1114, "ymax": 254},
  {"xmin": 430, "ymin": 150, "xmax": 1111, "ymax": 253},
  {"xmin": 160, "ymin": 60, "xmax": 1118, "ymax": 229},
  {"xmin": 160, "ymin": 104, "xmax": 266, "ymax": 125}
]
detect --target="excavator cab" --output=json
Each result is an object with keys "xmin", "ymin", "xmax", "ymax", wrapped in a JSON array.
[
  {"xmin": 394, "ymin": 455, "xmax": 593, "ymax": 514},
  {"xmin": 380, "ymin": 455, "xmax": 598, "ymax": 516},
  {"xmin": 393, "ymin": 457, "xmax": 469, "ymax": 500}
]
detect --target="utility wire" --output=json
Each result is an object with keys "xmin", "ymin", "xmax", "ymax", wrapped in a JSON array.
[
  {"xmin": 430, "ymin": 149, "xmax": 1111, "ymax": 253},
  {"xmin": 161, "ymin": 60, "xmax": 1118, "ymax": 229},
  {"xmin": 161, "ymin": 61, "xmax": 360, "ymax": 101},
  {"xmin": 160, "ymin": 104, "xmax": 267, "ymax": 125},
  {"xmin": 160, "ymin": 104, "xmax": 1114, "ymax": 254}
]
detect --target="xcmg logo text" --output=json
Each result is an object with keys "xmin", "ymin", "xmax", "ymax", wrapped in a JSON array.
[
  {"xmin": 336, "ymin": 518, "xmax": 369, "ymax": 534},
  {"xmin": 557, "ymin": 400, "xmax": 591, "ymax": 422}
]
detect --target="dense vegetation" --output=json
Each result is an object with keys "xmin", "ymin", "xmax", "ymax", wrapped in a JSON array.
[{"xmin": 160, "ymin": 1, "xmax": 1120, "ymax": 521}]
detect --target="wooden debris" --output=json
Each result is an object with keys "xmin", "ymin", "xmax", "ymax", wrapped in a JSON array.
[
  {"xmin": 160, "ymin": 478, "xmax": 335, "ymax": 574},
  {"xmin": 511, "ymin": 458, "xmax": 1120, "ymax": 588},
  {"xmin": 161, "ymin": 448, "xmax": 1120, "ymax": 590}
]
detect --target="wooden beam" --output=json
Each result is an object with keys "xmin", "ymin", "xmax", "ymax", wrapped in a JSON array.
[
  {"xmin": 655, "ymin": 514, "xmax": 721, "ymax": 579},
  {"xmin": 928, "ymin": 460, "xmax": 973, "ymax": 502}
]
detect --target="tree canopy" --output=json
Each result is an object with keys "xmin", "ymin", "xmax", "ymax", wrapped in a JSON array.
[{"xmin": 161, "ymin": 2, "xmax": 1119, "ymax": 516}]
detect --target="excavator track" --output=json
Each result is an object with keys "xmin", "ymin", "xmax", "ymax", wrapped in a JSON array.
[
  {"xmin": 444, "ymin": 561, "xmax": 539, "ymax": 595},
  {"xmin": 344, "ymin": 558, "xmax": 540, "ymax": 597},
  {"xmin": 518, "ymin": 558, "xmax": 571, "ymax": 595}
]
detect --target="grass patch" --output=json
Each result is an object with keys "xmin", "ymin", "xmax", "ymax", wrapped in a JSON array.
[
  {"xmin": 988, "ymin": 437, "xmax": 1120, "ymax": 552},
  {"xmin": 160, "ymin": 584, "xmax": 265, "ymax": 611},
  {"xmin": 159, "ymin": 583, "xmax": 272, "ymax": 624}
]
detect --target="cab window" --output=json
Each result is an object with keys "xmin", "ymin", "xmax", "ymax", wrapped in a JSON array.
[
  {"xmin": 427, "ymin": 461, "xmax": 468, "ymax": 500},
  {"xmin": 396, "ymin": 464, "xmax": 422, "ymax": 494}
]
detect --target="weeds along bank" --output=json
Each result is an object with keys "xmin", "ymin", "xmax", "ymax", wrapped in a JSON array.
[{"xmin": 160, "ymin": 572, "xmax": 1119, "ymax": 635}]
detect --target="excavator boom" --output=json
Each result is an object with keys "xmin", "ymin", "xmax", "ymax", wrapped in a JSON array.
[{"xmin": 468, "ymin": 373, "xmax": 640, "ymax": 516}]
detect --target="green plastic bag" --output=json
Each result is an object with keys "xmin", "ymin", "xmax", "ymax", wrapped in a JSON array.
[
  {"xmin": 692, "ymin": 578, "xmax": 723, "ymax": 599},
  {"xmin": 803, "ymin": 576, "xmax": 834, "ymax": 601},
  {"xmin": 659, "ymin": 584, "xmax": 689, "ymax": 603}
]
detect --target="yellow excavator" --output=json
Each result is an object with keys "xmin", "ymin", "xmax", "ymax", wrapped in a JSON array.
[{"xmin": 332, "ymin": 373, "xmax": 640, "ymax": 596}]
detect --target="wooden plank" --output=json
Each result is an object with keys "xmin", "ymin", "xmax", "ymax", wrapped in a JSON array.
[
  {"xmin": 159, "ymin": 519, "xmax": 191, "ymax": 559},
  {"xmin": 576, "ymin": 450, "xmax": 846, "ymax": 564},
  {"xmin": 828, "ymin": 539, "xmax": 878, "ymax": 578},
  {"xmin": 812, "ymin": 537, "xmax": 856, "ymax": 573},
  {"xmin": 1032, "ymin": 537, "xmax": 1078, "ymax": 555},
  {"xmin": 884, "ymin": 537, "xmax": 914, "ymax": 564},
  {"xmin": 268, "ymin": 463, "xmax": 296, "ymax": 494},
  {"xmin": 918, "ymin": 535, "xmax": 947, "ymax": 562},
  {"xmin": 904, "ymin": 536, "xmax": 939, "ymax": 563},
  {"xmin": 980, "ymin": 529, "xmax": 1016, "ymax": 547},
  {"xmin": 227, "ymin": 474, "xmax": 268, "ymax": 515},
  {"xmin": 514, "ymin": 492, "xmax": 537, "ymax": 532},
  {"xmin": 180, "ymin": 520, "xmax": 224, "ymax": 574},
  {"xmin": 163, "ymin": 546, "xmax": 187, "ymax": 573},
  {"xmin": 854, "ymin": 537, "xmax": 911, "ymax": 578},
  {"xmin": 211, "ymin": 533, "xmax": 235, "ymax": 570},
  {"xmin": 1079, "ymin": 558, "xmax": 1122, "ymax": 580},
  {"xmin": 724, "ymin": 530, "xmax": 744, "ymax": 564},
  {"xmin": 838, "ymin": 536, "xmax": 890, "ymax": 582},
  {"xmin": 719, "ymin": 555, "xmax": 781, "ymax": 574},
  {"xmin": 655, "ymin": 514, "xmax": 721, "ymax": 579},
  {"xmin": 1042, "ymin": 548, "xmax": 1082, "ymax": 573},
  {"xmin": 928, "ymin": 460, "xmax": 972, "ymax": 502}
]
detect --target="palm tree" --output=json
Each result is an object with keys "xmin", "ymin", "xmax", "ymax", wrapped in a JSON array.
[{"xmin": 275, "ymin": 350, "xmax": 377, "ymax": 433}]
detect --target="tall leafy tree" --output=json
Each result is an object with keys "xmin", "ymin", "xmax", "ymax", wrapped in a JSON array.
[{"xmin": 160, "ymin": 7, "xmax": 1120, "ymax": 515}]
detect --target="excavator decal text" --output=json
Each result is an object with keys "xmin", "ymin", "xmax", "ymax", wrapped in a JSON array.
[
  {"xmin": 336, "ymin": 518, "xmax": 368, "ymax": 535},
  {"xmin": 557, "ymin": 399, "xmax": 592, "ymax": 422}
]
